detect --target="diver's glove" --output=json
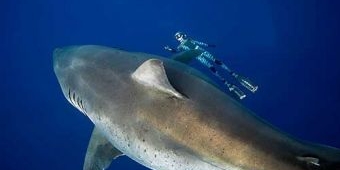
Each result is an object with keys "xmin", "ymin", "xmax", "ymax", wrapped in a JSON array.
[
  {"xmin": 226, "ymin": 83, "xmax": 246, "ymax": 100},
  {"xmin": 164, "ymin": 45, "xmax": 177, "ymax": 53},
  {"xmin": 232, "ymin": 73, "xmax": 258, "ymax": 93}
]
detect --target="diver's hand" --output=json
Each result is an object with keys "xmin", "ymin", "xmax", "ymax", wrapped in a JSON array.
[
  {"xmin": 164, "ymin": 45, "xmax": 171, "ymax": 51},
  {"xmin": 164, "ymin": 45, "xmax": 177, "ymax": 53}
]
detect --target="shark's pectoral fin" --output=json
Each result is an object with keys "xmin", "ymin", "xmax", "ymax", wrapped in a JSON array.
[
  {"xmin": 132, "ymin": 59, "xmax": 184, "ymax": 98},
  {"xmin": 83, "ymin": 127, "xmax": 123, "ymax": 170},
  {"xmin": 297, "ymin": 156, "xmax": 320, "ymax": 168}
]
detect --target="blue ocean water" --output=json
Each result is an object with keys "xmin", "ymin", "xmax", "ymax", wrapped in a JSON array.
[{"xmin": 2, "ymin": 0, "xmax": 340, "ymax": 169}]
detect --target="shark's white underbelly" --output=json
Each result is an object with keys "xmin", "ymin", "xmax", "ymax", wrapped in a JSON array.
[{"xmin": 98, "ymin": 117, "xmax": 240, "ymax": 170}]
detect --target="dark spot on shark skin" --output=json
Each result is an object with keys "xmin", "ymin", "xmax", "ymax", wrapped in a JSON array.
[
  {"xmin": 154, "ymin": 154, "xmax": 157, "ymax": 158},
  {"xmin": 144, "ymin": 149, "xmax": 146, "ymax": 153}
]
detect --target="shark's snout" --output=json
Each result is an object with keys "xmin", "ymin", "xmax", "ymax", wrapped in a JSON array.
[
  {"xmin": 53, "ymin": 48, "xmax": 63, "ymax": 60},
  {"xmin": 53, "ymin": 48, "xmax": 62, "ymax": 66},
  {"xmin": 53, "ymin": 47, "xmax": 70, "ymax": 61},
  {"xmin": 53, "ymin": 46, "xmax": 82, "ymax": 70},
  {"xmin": 53, "ymin": 47, "xmax": 69, "ymax": 69},
  {"xmin": 54, "ymin": 46, "xmax": 80, "ymax": 57}
]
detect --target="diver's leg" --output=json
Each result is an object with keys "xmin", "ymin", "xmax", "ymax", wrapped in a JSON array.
[
  {"xmin": 201, "ymin": 51, "xmax": 233, "ymax": 73},
  {"xmin": 208, "ymin": 66, "xmax": 246, "ymax": 100},
  {"xmin": 202, "ymin": 52, "xmax": 258, "ymax": 93},
  {"xmin": 214, "ymin": 59, "xmax": 233, "ymax": 73},
  {"xmin": 196, "ymin": 54, "xmax": 246, "ymax": 99},
  {"xmin": 196, "ymin": 53, "xmax": 220, "ymax": 79},
  {"xmin": 231, "ymin": 72, "xmax": 258, "ymax": 93}
]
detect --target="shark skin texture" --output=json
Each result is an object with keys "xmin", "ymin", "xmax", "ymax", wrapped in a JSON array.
[{"xmin": 53, "ymin": 45, "xmax": 340, "ymax": 170}]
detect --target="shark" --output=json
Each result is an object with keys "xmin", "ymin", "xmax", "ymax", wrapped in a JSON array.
[{"xmin": 53, "ymin": 45, "xmax": 340, "ymax": 170}]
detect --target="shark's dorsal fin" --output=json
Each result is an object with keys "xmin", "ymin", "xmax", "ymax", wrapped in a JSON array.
[
  {"xmin": 132, "ymin": 59, "xmax": 184, "ymax": 98},
  {"xmin": 83, "ymin": 127, "xmax": 123, "ymax": 170}
]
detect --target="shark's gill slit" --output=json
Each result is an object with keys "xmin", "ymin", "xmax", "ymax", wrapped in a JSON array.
[
  {"xmin": 82, "ymin": 100, "xmax": 87, "ymax": 113},
  {"xmin": 77, "ymin": 97, "xmax": 80, "ymax": 108},
  {"xmin": 80, "ymin": 99, "xmax": 84, "ymax": 110},
  {"xmin": 72, "ymin": 92, "xmax": 76, "ymax": 103},
  {"xmin": 68, "ymin": 88, "xmax": 87, "ymax": 115},
  {"xmin": 68, "ymin": 88, "xmax": 74, "ymax": 105}
]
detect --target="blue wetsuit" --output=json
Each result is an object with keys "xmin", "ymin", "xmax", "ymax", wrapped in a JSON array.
[
  {"xmin": 166, "ymin": 34, "xmax": 258, "ymax": 99},
  {"xmin": 176, "ymin": 39, "xmax": 232, "ymax": 85}
]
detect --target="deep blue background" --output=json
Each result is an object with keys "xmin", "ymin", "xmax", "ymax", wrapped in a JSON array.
[{"xmin": 1, "ymin": 0, "xmax": 340, "ymax": 169}]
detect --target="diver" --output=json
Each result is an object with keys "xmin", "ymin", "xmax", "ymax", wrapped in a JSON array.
[{"xmin": 164, "ymin": 32, "xmax": 258, "ymax": 99}]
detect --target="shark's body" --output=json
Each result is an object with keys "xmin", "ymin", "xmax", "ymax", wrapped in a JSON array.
[{"xmin": 53, "ymin": 45, "xmax": 340, "ymax": 170}]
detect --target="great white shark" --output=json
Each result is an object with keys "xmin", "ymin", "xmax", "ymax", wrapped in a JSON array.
[{"xmin": 53, "ymin": 45, "xmax": 340, "ymax": 170}]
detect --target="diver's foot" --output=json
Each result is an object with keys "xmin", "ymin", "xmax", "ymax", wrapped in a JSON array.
[
  {"xmin": 227, "ymin": 84, "xmax": 246, "ymax": 100},
  {"xmin": 232, "ymin": 73, "xmax": 258, "ymax": 93}
]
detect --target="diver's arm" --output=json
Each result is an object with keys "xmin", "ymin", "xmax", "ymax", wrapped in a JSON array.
[
  {"xmin": 192, "ymin": 40, "xmax": 216, "ymax": 47},
  {"xmin": 178, "ymin": 44, "xmax": 190, "ymax": 51}
]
